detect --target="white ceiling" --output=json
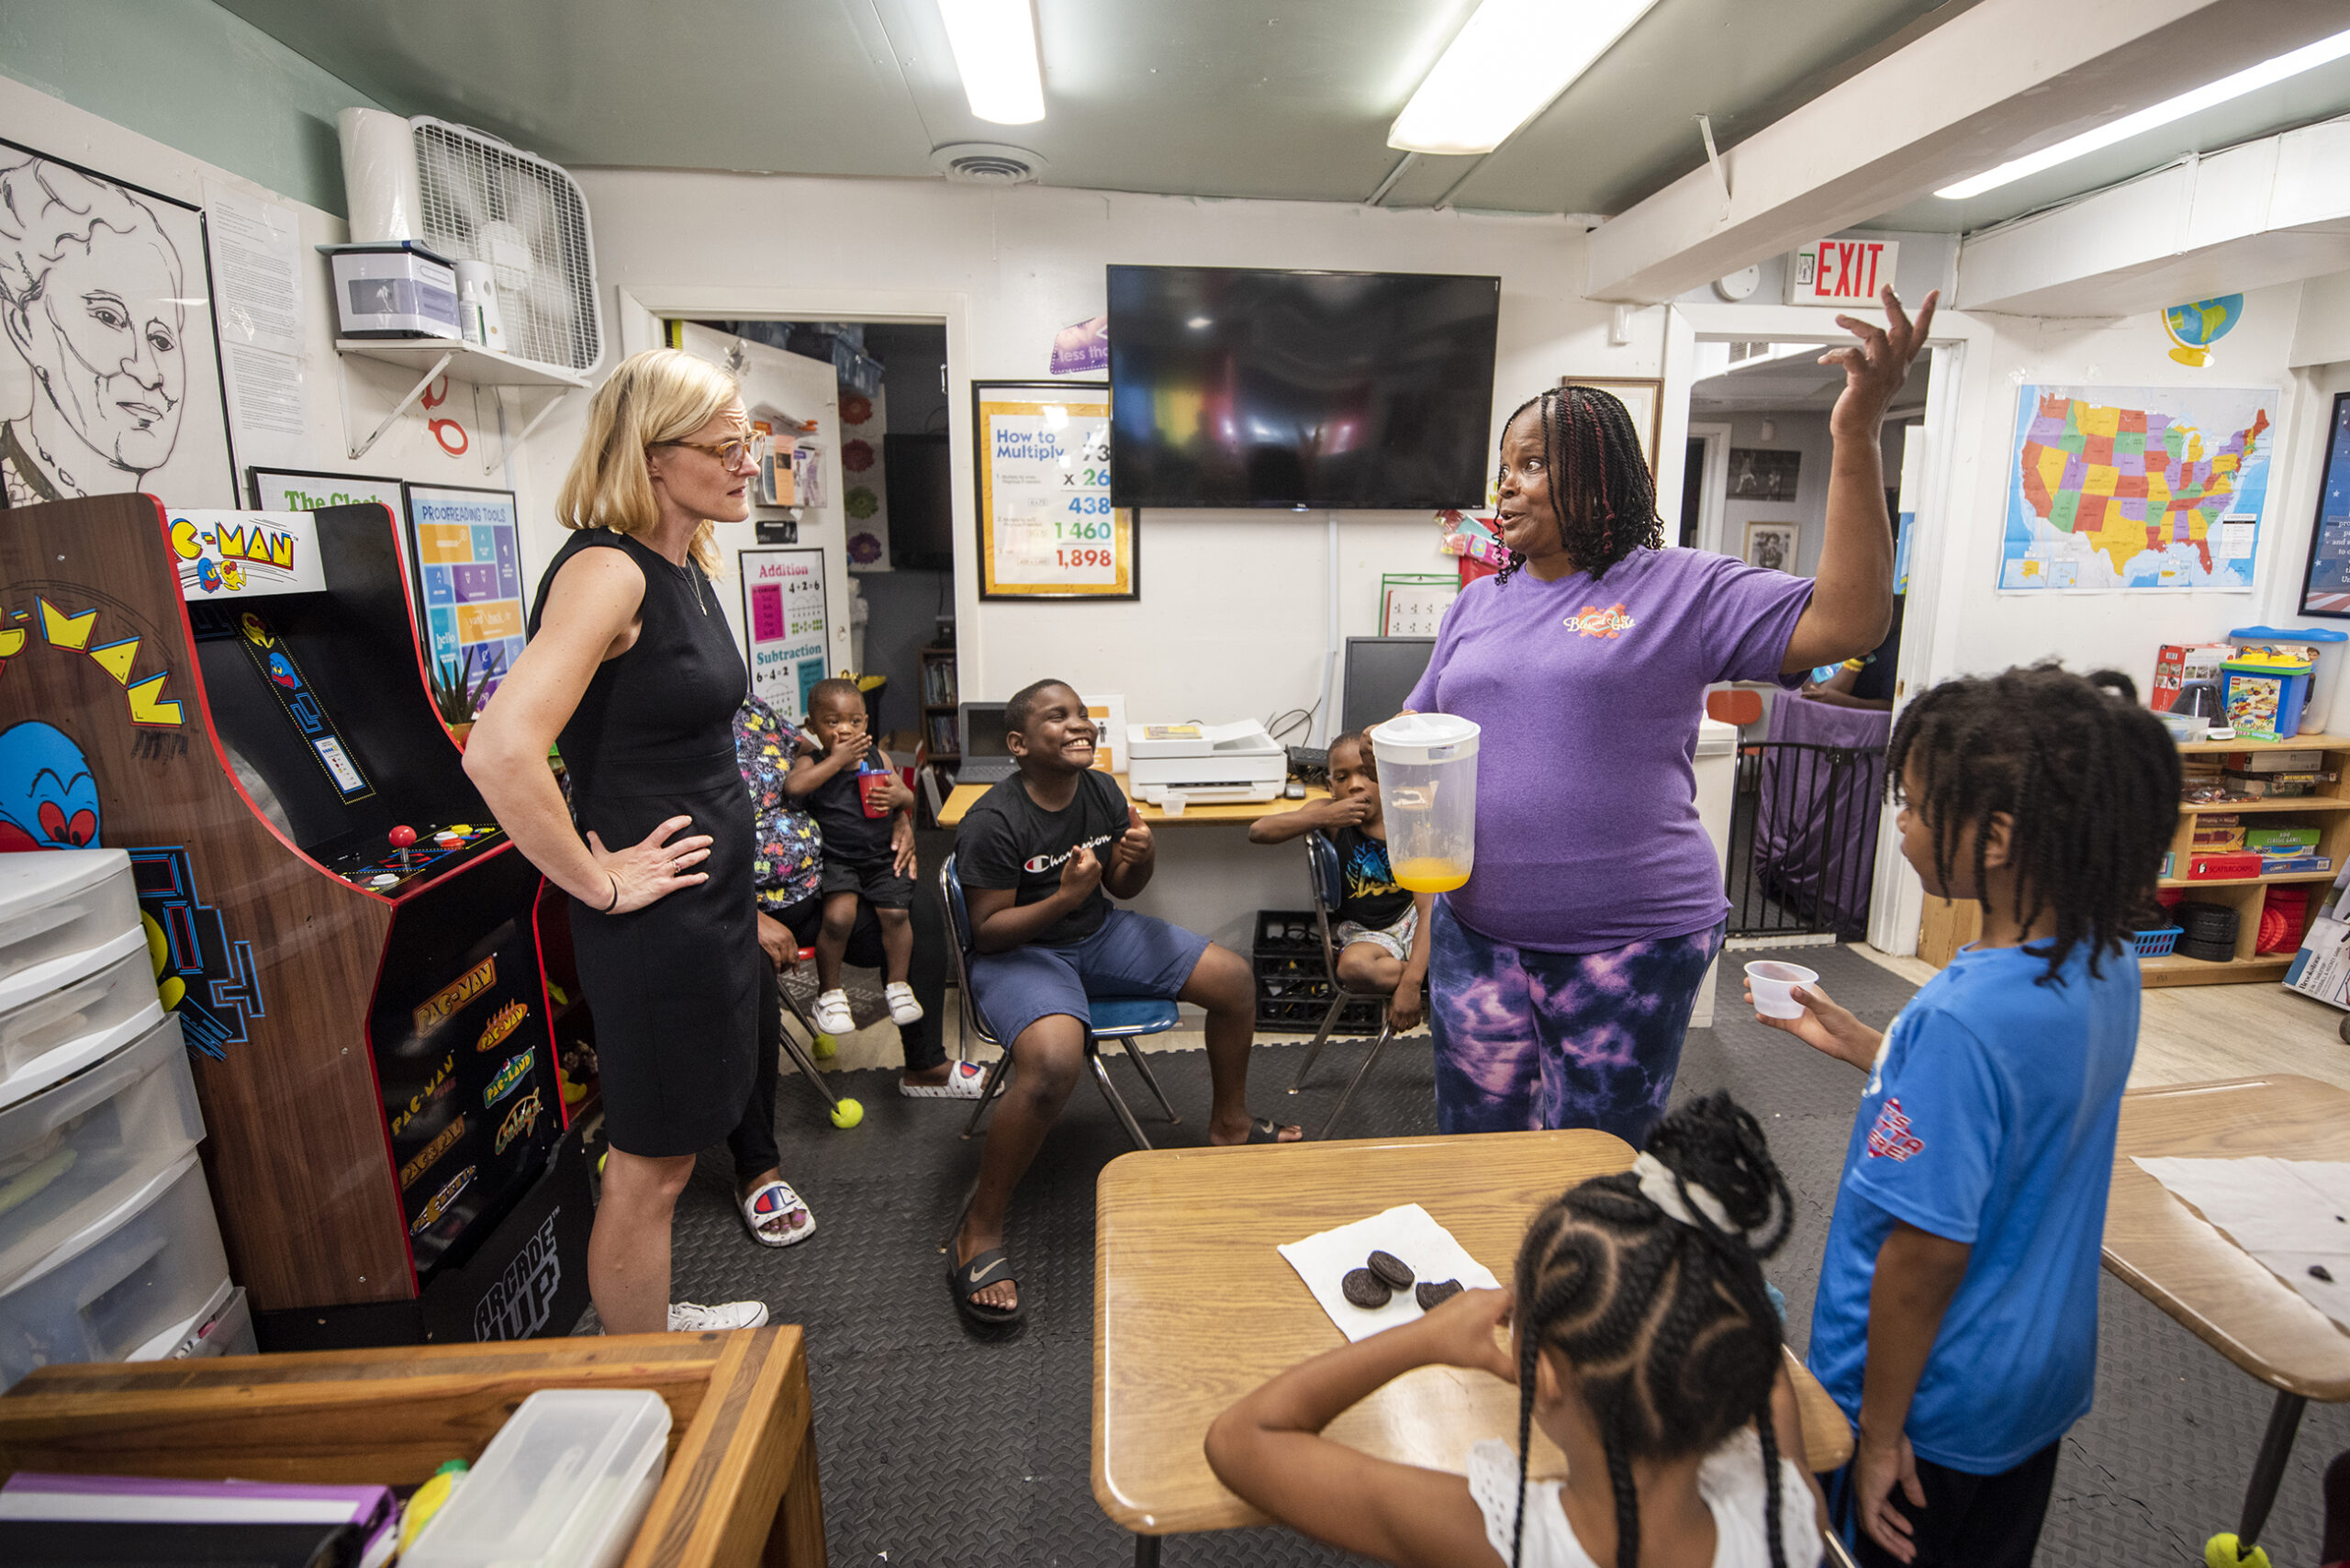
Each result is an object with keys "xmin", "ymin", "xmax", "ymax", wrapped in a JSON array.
[{"xmin": 216, "ymin": 0, "xmax": 2350, "ymax": 235}]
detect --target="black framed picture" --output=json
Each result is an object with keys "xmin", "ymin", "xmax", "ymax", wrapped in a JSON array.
[
  {"xmin": 2300, "ymin": 391, "xmax": 2350, "ymax": 618},
  {"xmin": 971, "ymin": 379, "xmax": 1137, "ymax": 599}
]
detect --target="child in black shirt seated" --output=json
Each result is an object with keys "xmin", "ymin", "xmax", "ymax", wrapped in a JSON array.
[
  {"xmin": 949, "ymin": 678, "xmax": 1300, "ymax": 1325},
  {"xmin": 789, "ymin": 678, "xmax": 920, "ymax": 1035},
  {"xmin": 1248, "ymin": 729, "xmax": 1432, "ymax": 1032}
]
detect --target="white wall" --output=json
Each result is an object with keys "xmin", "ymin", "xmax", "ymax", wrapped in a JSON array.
[{"xmin": 545, "ymin": 171, "xmax": 1639, "ymax": 731}]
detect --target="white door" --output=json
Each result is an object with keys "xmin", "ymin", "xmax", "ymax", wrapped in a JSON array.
[{"xmin": 673, "ymin": 323, "xmax": 852, "ymax": 722}]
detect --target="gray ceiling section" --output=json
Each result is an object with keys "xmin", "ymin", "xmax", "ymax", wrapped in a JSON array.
[{"xmin": 214, "ymin": 0, "xmax": 2350, "ymax": 237}]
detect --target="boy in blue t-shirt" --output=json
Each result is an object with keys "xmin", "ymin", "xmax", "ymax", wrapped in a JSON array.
[{"xmin": 1747, "ymin": 666, "xmax": 2179, "ymax": 1568}]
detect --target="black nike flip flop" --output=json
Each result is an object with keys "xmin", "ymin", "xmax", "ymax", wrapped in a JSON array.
[{"xmin": 949, "ymin": 1247, "xmax": 1025, "ymax": 1325}]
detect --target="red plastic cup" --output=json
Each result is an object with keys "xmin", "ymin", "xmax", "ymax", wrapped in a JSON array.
[{"xmin": 859, "ymin": 768, "xmax": 894, "ymax": 819}]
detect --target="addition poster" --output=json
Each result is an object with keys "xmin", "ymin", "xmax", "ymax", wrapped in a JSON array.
[{"xmin": 740, "ymin": 546, "xmax": 830, "ymax": 723}]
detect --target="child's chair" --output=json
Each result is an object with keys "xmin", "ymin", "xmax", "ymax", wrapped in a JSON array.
[
  {"xmin": 938, "ymin": 855, "xmax": 1180, "ymax": 1150},
  {"xmin": 1286, "ymin": 832, "xmax": 1416, "ymax": 1140}
]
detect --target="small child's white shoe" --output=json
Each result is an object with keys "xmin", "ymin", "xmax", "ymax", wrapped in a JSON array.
[
  {"xmin": 667, "ymin": 1299, "xmax": 769, "ymax": 1332},
  {"xmin": 885, "ymin": 981, "xmax": 924, "ymax": 1025},
  {"xmin": 813, "ymin": 989, "xmax": 855, "ymax": 1034}
]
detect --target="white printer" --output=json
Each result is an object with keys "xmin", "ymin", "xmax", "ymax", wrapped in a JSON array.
[{"xmin": 1125, "ymin": 720, "xmax": 1288, "ymax": 804}]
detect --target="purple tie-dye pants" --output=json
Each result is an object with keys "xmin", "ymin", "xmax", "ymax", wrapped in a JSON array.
[{"xmin": 1427, "ymin": 898, "xmax": 1726, "ymax": 1145}]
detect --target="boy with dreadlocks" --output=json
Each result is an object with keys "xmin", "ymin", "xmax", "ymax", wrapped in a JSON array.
[
  {"xmin": 1750, "ymin": 665, "xmax": 2178, "ymax": 1567},
  {"xmin": 1208, "ymin": 1092, "xmax": 1825, "ymax": 1568}
]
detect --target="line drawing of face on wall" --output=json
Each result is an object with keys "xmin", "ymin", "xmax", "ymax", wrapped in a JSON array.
[{"xmin": 0, "ymin": 153, "xmax": 188, "ymax": 503}]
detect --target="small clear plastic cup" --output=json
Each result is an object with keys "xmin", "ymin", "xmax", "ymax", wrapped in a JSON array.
[{"xmin": 1744, "ymin": 960, "xmax": 1818, "ymax": 1019}]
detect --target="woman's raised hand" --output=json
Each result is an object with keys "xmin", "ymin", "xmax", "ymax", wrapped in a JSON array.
[
  {"xmin": 1821, "ymin": 285, "xmax": 1939, "ymax": 438},
  {"xmin": 586, "ymin": 814, "xmax": 712, "ymax": 913}
]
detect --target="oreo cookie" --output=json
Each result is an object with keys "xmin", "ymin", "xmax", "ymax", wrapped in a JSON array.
[
  {"xmin": 1416, "ymin": 1279, "xmax": 1464, "ymax": 1312},
  {"xmin": 1367, "ymin": 1250, "xmax": 1415, "ymax": 1290},
  {"xmin": 1341, "ymin": 1267, "xmax": 1392, "ymax": 1309}
]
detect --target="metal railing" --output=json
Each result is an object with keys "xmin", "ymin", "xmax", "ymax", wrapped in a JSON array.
[{"xmin": 1726, "ymin": 740, "xmax": 1888, "ymax": 939}]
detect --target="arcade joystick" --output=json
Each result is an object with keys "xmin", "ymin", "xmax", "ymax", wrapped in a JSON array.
[{"xmin": 388, "ymin": 824, "xmax": 417, "ymax": 866}]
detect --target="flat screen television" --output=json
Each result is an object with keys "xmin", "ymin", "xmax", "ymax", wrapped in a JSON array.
[
  {"xmin": 884, "ymin": 432, "xmax": 953, "ymax": 571},
  {"xmin": 1107, "ymin": 264, "xmax": 1500, "ymax": 510}
]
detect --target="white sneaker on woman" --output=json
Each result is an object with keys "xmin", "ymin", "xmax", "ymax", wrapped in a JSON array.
[
  {"xmin": 668, "ymin": 1299, "xmax": 770, "ymax": 1332},
  {"xmin": 885, "ymin": 981, "xmax": 924, "ymax": 1025},
  {"xmin": 813, "ymin": 989, "xmax": 855, "ymax": 1034}
]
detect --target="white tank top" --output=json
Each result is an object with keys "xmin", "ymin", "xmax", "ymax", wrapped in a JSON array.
[{"xmin": 1463, "ymin": 1428, "xmax": 1823, "ymax": 1568}]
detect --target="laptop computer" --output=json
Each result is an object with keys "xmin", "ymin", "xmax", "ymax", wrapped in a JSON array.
[{"xmin": 956, "ymin": 701, "xmax": 1017, "ymax": 785}]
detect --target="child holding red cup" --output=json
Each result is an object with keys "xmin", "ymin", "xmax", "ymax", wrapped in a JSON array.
[{"xmin": 789, "ymin": 678, "xmax": 922, "ymax": 1034}]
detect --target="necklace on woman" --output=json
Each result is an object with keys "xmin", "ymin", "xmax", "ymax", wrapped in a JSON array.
[{"xmin": 666, "ymin": 554, "xmax": 708, "ymax": 614}]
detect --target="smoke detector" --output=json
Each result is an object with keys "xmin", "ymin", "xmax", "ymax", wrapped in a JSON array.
[{"xmin": 932, "ymin": 142, "xmax": 1046, "ymax": 185}]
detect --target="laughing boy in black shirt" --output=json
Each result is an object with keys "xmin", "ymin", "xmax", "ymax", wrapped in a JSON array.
[{"xmin": 948, "ymin": 678, "xmax": 1299, "ymax": 1324}]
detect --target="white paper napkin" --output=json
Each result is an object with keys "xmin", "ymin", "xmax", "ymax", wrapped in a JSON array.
[
  {"xmin": 2133, "ymin": 1156, "xmax": 2350, "ymax": 1330},
  {"xmin": 1278, "ymin": 1203, "xmax": 1504, "ymax": 1342}
]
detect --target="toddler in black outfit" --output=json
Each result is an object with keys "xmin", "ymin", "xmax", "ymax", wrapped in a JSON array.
[{"xmin": 789, "ymin": 678, "xmax": 921, "ymax": 1034}]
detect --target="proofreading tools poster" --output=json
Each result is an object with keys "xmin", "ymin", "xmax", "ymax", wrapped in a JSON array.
[
  {"xmin": 973, "ymin": 382, "xmax": 1136, "ymax": 599},
  {"xmin": 740, "ymin": 547, "xmax": 830, "ymax": 723}
]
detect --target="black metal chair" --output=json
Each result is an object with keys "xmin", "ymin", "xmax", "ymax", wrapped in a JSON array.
[
  {"xmin": 1285, "ymin": 831, "xmax": 1414, "ymax": 1140},
  {"xmin": 939, "ymin": 854, "xmax": 1179, "ymax": 1151}
]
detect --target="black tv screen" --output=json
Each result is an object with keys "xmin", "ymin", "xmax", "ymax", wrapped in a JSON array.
[{"xmin": 1107, "ymin": 265, "xmax": 1500, "ymax": 510}]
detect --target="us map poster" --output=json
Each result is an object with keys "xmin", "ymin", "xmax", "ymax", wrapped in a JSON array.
[
  {"xmin": 974, "ymin": 381, "xmax": 1137, "ymax": 599},
  {"xmin": 740, "ymin": 547, "xmax": 830, "ymax": 723},
  {"xmin": 1998, "ymin": 384, "xmax": 2276, "ymax": 592}
]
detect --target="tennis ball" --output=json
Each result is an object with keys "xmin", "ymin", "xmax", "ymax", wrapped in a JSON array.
[
  {"xmin": 2206, "ymin": 1535, "xmax": 2269, "ymax": 1568},
  {"xmin": 812, "ymin": 1033, "xmax": 838, "ymax": 1060},
  {"xmin": 830, "ymin": 1096, "xmax": 864, "ymax": 1129}
]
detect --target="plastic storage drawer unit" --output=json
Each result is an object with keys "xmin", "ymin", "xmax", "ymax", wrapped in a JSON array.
[
  {"xmin": 0, "ymin": 850, "xmax": 138, "ymax": 992},
  {"xmin": 0, "ymin": 939, "xmax": 164, "ymax": 1109},
  {"xmin": 0, "ymin": 1148, "xmax": 230, "ymax": 1390},
  {"xmin": 406, "ymin": 1389, "xmax": 671, "ymax": 1568},
  {"xmin": 0, "ymin": 1014, "xmax": 204, "ymax": 1291}
]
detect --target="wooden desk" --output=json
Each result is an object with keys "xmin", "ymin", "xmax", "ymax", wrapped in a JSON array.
[
  {"xmin": 2105, "ymin": 1076, "xmax": 2350, "ymax": 1562},
  {"xmin": 1093, "ymin": 1131, "xmax": 1853, "ymax": 1561},
  {"xmin": 938, "ymin": 772, "xmax": 1324, "ymax": 829},
  {"xmin": 0, "ymin": 1328, "xmax": 824, "ymax": 1568}
]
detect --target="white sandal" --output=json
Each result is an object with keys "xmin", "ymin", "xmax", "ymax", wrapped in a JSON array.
[
  {"xmin": 738, "ymin": 1179, "xmax": 816, "ymax": 1248},
  {"xmin": 900, "ymin": 1060, "xmax": 990, "ymax": 1100}
]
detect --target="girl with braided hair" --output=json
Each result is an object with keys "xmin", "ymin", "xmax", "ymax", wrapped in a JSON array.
[
  {"xmin": 1749, "ymin": 665, "xmax": 2177, "ymax": 1567},
  {"xmin": 1206, "ymin": 1092, "xmax": 1825, "ymax": 1568},
  {"xmin": 1404, "ymin": 287, "xmax": 1934, "ymax": 1144}
]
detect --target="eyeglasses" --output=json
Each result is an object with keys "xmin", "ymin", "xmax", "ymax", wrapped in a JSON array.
[{"xmin": 658, "ymin": 431, "xmax": 770, "ymax": 471}]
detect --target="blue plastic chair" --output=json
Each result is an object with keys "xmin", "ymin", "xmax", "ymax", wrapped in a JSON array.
[
  {"xmin": 1286, "ymin": 832, "xmax": 1409, "ymax": 1140},
  {"xmin": 939, "ymin": 854, "xmax": 1179, "ymax": 1150}
]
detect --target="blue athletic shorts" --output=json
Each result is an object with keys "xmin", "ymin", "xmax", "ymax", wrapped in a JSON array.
[{"xmin": 967, "ymin": 907, "xmax": 1212, "ymax": 1047}]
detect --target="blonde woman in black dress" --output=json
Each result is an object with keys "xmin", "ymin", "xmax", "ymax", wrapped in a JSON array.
[{"xmin": 467, "ymin": 349, "xmax": 770, "ymax": 1334}]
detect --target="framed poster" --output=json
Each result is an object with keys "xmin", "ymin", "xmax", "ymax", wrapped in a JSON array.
[
  {"xmin": 1729, "ymin": 448, "xmax": 1804, "ymax": 502},
  {"xmin": 2300, "ymin": 391, "xmax": 2350, "ymax": 617},
  {"xmin": 249, "ymin": 465, "xmax": 404, "ymax": 518},
  {"xmin": 974, "ymin": 380, "xmax": 1137, "ymax": 599},
  {"xmin": 402, "ymin": 482, "xmax": 526, "ymax": 701},
  {"xmin": 740, "ymin": 547, "xmax": 831, "ymax": 724},
  {"xmin": 1742, "ymin": 521, "xmax": 1800, "ymax": 573},
  {"xmin": 0, "ymin": 137, "xmax": 238, "ymax": 509},
  {"xmin": 1561, "ymin": 376, "xmax": 1663, "ymax": 476}
]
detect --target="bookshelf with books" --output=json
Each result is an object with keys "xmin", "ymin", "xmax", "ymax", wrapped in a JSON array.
[{"xmin": 922, "ymin": 646, "xmax": 958, "ymax": 759}]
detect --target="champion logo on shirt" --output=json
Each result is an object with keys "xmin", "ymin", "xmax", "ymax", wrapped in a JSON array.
[
  {"xmin": 1563, "ymin": 603, "xmax": 1636, "ymax": 638},
  {"xmin": 1023, "ymin": 833, "xmax": 1117, "ymax": 875},
  {"xmin": 1865, "ymin": 1097, "xmax": 1924, "ymax": 1161}
]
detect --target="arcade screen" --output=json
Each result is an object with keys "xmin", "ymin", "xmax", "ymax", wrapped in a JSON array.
[{"xmin": 1107, "ymin": 265, "xmax": 1500, "ymax": 510}]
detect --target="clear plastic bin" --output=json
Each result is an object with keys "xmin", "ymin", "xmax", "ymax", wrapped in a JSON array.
[
  {"xmin": 406, "ymin": 1389, "xmax": 671, "ymax": 1568},
  {"xmin": 0, "ymin": 850, "xmax": 138, "ymax": 993},
  {"xmin": 0, "ymin": 939, "xmax": 164, "ymax": 1110},
  {"xmin": 0, "ymin": 1015, "xmax": 204, "ymax": 1292},
  {"xmin": 0, "ymin": 1148, "xmax": 230, "ymax": 1390}
]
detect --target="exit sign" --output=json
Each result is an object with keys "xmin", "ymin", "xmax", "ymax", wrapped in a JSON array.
[{"xmin": 1787, "ymin": 239, "xmax": 1899, "ymax": 306}]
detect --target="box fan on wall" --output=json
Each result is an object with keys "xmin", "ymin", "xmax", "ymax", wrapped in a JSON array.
[{"xmin": 338, "ymin": 108, "xmax": 604, "ymax": 375}]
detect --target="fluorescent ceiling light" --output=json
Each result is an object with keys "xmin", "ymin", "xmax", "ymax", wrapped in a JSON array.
[
  {"xmin": 1937, "ymin": 26, "xmax": 2350, "ymax": 199},
  {"xmin": 936, "ymin": 0, "xmax": 1045, "ymax": 125},
  {"xmin": 1388, "ymin": 0, "xmax": 1664, "ymax": 156}
]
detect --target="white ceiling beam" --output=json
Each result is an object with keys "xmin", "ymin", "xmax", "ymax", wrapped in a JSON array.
[
  {"xmin": 1956, "ymin": 118, "xmax": 2350, "ymax": 318},
  {"xmin": 1583, "ymin": 0, "xmax": 2347, "ymax": 305}
]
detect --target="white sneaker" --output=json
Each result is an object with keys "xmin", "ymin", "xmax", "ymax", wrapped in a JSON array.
[
  {"xmin": 900, "ymin": 1059, "xmax": 990, "ymax": 1100},
  {"xmin": 813, "ymin": 989, "xmax": 855, "ymax": 1034},
  {"xmin": 668, "ymin": 1299, "xmax": 769, "ymax": 1332},
  {"xmin": 885, "ymin": 981, "xmax": 924, "ymax": 1025}
]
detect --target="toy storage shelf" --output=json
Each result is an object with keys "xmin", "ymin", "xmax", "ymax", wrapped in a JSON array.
[{"xmin": 2153, "ymin": 734, "xmax": 2350, "ymax": 988}]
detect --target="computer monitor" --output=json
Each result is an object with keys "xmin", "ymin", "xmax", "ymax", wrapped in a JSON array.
[
  {"xmin": 1341, "ymin": 636, "xmax": 1435, "ymax": 735},
  {"xmin": 959, "ymin": 702, "xmax": 1011, "ymax": 756}
]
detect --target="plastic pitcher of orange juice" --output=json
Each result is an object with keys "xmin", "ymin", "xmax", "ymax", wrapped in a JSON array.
[{"xmin": 1368, "ymin": 713, "xmax": 1480, "ymax": 893}]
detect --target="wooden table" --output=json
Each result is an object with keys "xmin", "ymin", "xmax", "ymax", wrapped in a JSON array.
[
  {"xmin": 2106, "ymin": 1075, "xmax": 2350, "ymax": 1564},
  {"xmin": 938, "ymin": 771, "xmax": 1324, "ymax": 828},
  {"xmin": 0, "ymin": 1328, "xmax": 824, "ymax": 1568},
  {"xmin": 1094, "ymin": 1131, "xmax": 1854, "ymax": 1562}
]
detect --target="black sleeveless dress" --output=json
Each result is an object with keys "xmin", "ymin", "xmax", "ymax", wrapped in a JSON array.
[{"xmin": 529, "ymin": 528, "xmax": 755, "ymax": 1156}]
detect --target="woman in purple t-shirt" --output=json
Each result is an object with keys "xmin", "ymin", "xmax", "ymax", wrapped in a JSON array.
[{"xmin": 1405, "ymin": 286, "xmax": 1936, "ymax": 1143}]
